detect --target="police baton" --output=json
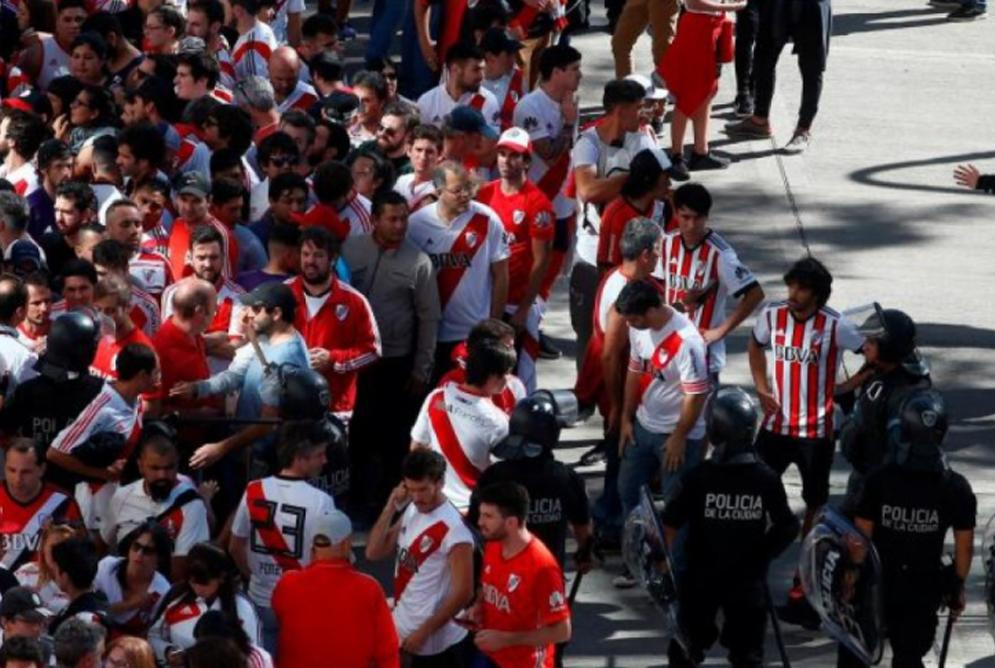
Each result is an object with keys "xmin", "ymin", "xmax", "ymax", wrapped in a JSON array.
[
  {"xmin": 567, "ymin": 570, "xmax": 584, "ymax": 607},
  {"xmin": 938, "ymin": 613, "xmax": 954, "ymax": 668},
  {"xmin": 764, "ymin": 582, "xmax": 792, "ymax": 668}
]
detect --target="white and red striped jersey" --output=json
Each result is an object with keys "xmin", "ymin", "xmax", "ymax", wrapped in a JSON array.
[
  {"xmin": 231, "ymin": 475, "xmax": 336, "ymax": 607},
  {"xmin": 654, "ymin": 230, "xmax": 758, "ymax": 373},
  {"xmin": 482, "ymin": 67, "xmax": 525, "ymax": 133},
  {"xmin": 16, "ymin": 322, "xmax": 47, "ymax": 353},
  {"xmin": 339, "ymin": 190, "xmax": 373, "ymax": 236},
  {"xmin": 513, "ymin": 87, "xmax": 576, "ymax": 219},
  {"xmin": 50, "ymin": 383, "xmax": 143, "ymax": 457},
  {"xmin": 276, "ymin": 80, "xmax": 318, "ymax": 114},
  {"xmin": 94, "ymin": 555, "xmax": 170, "ymax": 632},
  {"xmin": 0, "ymin": 162, "xmax": 38, "ymax": 197},
  {"xmin": 407, "ymin": 201, "xmax": 510, "ymax": 342},
  {"xmin": 215, "ymin": 37, "xmax": 236, "ymax": 89},
  {"xmin": 162, "ymin": 278, "xmax": 246, "ymax": 373},
  {"xmin": 393, "ymin": 174, "xmax": 437, "ymax": 212},
  {"xmin": 232, "ymin": 21, "xmax": 277, "ymax": 80},
  {"xmin": 438, "ymin": 356, "xmax": 527, "ymax": 416},
  {"xmin": 210, "ymin": 85, "xmax": 234, "ymax": 105},
  {"xmin": 410, "ymin": 384, "xmax": 509, "ymax": 510},
  {"xmin": 130, "ymin": 250, "xmax": 174, "ymax": 299},
  {"xmin": 393, "ymin": 500, "xmax": 473, "ymax": 655},
  {"xmin": 141, "ymin": 224, "xmax": 170, "ymax": 258},
  {"xmin": 269, "ymin": 0, "xmax": 304, "ymax": 43},
  {"xmin": 752, "ymin": 302, "xmax": 864, "ymax": 439},
  {"xmin": 131, "ymin": 286, "xmax": 162, "ymax": 338},
  {"xmin": 173, "ymin": 137, "xmax": 211, "ymax": 175},
  {"xmin": 628, "ymin": 309, "xmax": 711, "ymax": 438},
  {"xmin": 101, "ymin": 476, "xmax": 209, "ymax": 555},
  {"xmin": 148, "ymin": 591, "xmax": 259, "ymax": 661},
  {"xmin": 416, "ymin": 84, "xmax": 501, "ymax": 136}
]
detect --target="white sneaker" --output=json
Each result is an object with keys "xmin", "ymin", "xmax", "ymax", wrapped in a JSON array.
[
  {"xmin": 613, "ymin": 569, "xmax": 638, "ymax": 589},
  {"xmin": 783, "ymin": 131, "xmax": 811, "ymax": 155}
]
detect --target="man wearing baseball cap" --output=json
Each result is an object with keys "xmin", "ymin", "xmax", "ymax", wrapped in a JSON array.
[
  {"xmin": 165, "ymin": 172, "xmax": 238, "ymax": 282},
  {"xmin": 0, "ymin": 586, "xmax": 51, "ymax": 643},
  {"xmin": 476, "ymin": 127, "xmax": 556, "ymax": 393},
  {"xmin": 272, "ymin": 508, "xmax": 399, "ymax": 668},
  {"xmin": 441, "ymin": 107, "xmax": 499, "ymax": 182},
  {"xmin": 480, "ymin": 28, "xmax": 526, "ymax": 133}
]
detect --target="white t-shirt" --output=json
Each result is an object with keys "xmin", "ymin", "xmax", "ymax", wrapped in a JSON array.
[
  {"xmin": 101, "ymin": 477, "xmax": 209, "ymax": 556},
  {"xmin": 628, "ymin": 309, "xmax": 711, "ymax": 437},
  {"xmin": 410, "ymin": 385, "xmax": 509, "ymax": 509},
  {"xmin": 14, "ymin": 561, "xmax": 70, "ymax": 614},
  {"xmin": 393, "ymin": 501, "xmax": 473, "ymax": 655},
  {"xmin": 393, "ymin": 174, "xmax": 437, "ymax": 212},
  {"xmin": 0, "ymin": 326, "xmax": 38, "ymax": 400},
  {"xmin": 1, "ymin": 162, "xmax": 38, "ymax": 197},
  {"xmin": 407, "ymin": 201, "xmax": 510, "ymax": 342},
  {"xmin": 231, "ymin": 475, "xmax": 336, "ymax": 607},
  {"xmin": 513, "ymin": 87, "xmax": 576, "ymax": 219},
  {"xmin": 653, "ymin": 230, "xmax": 759, "ymax": 373},
  {"xmin": 270, "ymin": 0, "xmax": 305, "ymax": 43},
  {"xmin": 94, "ymin": 556, "xmax": 171, "ymax": 627},
  {"xmin": 148, "ymin": 592, "xmax": 259, "ymax": 661},
  {"xmin": 416, "ymin": 85, "xmax": 501, "ymax": 135},
  {"xmin": 570, "ymin": 126, "xmax": 657, "ymax": 265},
  {"xmin": 250, "ymin": 178, "xmax": 271, "ymax": 223},
  {"xmin": 232, "ymin": 22, "xmax": 278, "ymax": 80},
  {"xmin": 339, "ymin": 191, "xmax": 373, "ymax": 236}
]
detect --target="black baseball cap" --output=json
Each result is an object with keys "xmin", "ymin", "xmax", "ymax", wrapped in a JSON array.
[
  {"xmin": 0, "ymin": 586, "xmax": 52, "ymax": 622},
  {"xmin": 174, "ymin": 172, "xmax": 210, "ymax": 199},
  {"xmin": 239, "ymin": 281, "xmax": 297, "ymax": 316},
  {"xmin": 445, "ymin": 106, "xmax": 498, "ymax": 140},
  {"xmin": 479, "ymin": 27, "xmax": 523, "ymax": 55}
]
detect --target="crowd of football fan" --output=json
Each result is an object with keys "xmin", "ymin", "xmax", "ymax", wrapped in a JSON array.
[{"xmin": 0, "ymin": 0, "xmax": 986, "ymax": 666}]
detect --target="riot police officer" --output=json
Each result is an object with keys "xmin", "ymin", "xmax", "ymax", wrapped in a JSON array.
[
  {"xmin": 661, "ymin": 387, "xmax": 799, "ymax": 667},
  {"xmin": 839, "ymin": 389, "xmax": 976, "ymax": 668},
  {"xmin": 468, "ymin": 391, "xmax": 594, "ymax": 571},
  {"xmin": 840, "ymin": 304, "xmax": 931, "ymax": 512}
]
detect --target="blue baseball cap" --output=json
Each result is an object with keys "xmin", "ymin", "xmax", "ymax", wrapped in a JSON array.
[{"xmin": 446, "ymin": 106, "xmax": 498, "ymax": 140}]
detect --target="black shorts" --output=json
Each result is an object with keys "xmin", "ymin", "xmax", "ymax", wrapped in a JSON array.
[{"xmin": 755, "ymin": 429, "xmax": 833, "ymax": 507}]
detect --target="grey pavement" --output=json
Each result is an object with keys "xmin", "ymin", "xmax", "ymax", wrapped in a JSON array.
[{"xmin": 344, "ymin": 0, "xmax": 995, "ymax": 665}]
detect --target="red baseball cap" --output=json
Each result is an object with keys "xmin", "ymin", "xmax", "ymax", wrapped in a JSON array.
[{"xmin": 496, "ymin": 127, "xmax": 532, "ymax": 155}]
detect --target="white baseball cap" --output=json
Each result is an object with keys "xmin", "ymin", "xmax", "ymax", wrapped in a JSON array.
[
  {"xmin": 625, "ymin": 73, "xmax": 668, "ymax": 101},
  {"xmin": 496, "ymin": 127, "xmax": 532, "ymax": 155},
  {"xmin": 312, "ymin": 508, "xmax": 352, "ymax": 545}
]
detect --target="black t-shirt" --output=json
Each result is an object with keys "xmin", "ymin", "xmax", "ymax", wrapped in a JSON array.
[
  {"xmin": 49, "ymin": 591, "xmax": 109, "ymax": 635},
  {"xmin": 468, "ymin": 455, "xmax": 590, "ymax": 565},
  {"xmin": 857, "ymin": 465, "xmax": 976, "ymax": 574},
  {"xmin": 662, "ymin": 460, "xmax": 797, "ymax": 579},
  {"xmin": 39, "ymin": 232, "xmax": 77, "ymax": 281}
]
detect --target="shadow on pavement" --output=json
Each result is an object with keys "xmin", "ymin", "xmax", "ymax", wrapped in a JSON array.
[
  {"xmin": 832, "ymin": 7, "xmax": 951, "ymax": 36},
  {"xmin": 848, "ymin": 150, "xmax": 995, "ymax": 194}
]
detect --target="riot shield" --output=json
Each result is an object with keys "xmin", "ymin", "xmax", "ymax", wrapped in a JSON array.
[
  {"xmin": 982, "ymin": 513, "xmax": 995, "ymax": 642},
  {"xmin": 800, "ymin": 507, "xmax": 884, "ymax": 665},
  {"xmin": 621, "ymin": 484, "xmax": 688, "ymax": 651}
]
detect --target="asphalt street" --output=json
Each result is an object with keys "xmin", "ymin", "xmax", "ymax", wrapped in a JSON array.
[{"xmin": 343, "ymin": 0, "xmax": 995, "ymax": 665}]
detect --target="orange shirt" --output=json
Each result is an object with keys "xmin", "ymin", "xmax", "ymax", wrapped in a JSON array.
[{"xmin": 272, "ymin": 559, "xmax": 399, "ymax": 668}]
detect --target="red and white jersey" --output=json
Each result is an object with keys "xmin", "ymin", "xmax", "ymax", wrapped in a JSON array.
[
  {"xmin": 16, "ymin": 323, "xmax": 47, "ymax": 353},
  {"xmin": 410, "ymin": 384, "xmax": 509, "ymax": 509},
  {"xmin": 210, "ymin": 85, "xmax": 234, "ymax": 104},
  {"xmin": 475, "ymin": 179, "xmax": 555, "ymax": 305},
  {"xmin": 141, "ymin": 223, "xmax": 170, "ymax": 258},
  {"xmin": 215, "ymin": 37, "xmax": 236, "ymax": 89},
  {"xmin": 90, "ymin": 327, "xmax": 154, "ymax": 380},
  {"xmin": 131, "ymin": 286, "xmax": 162, "ymax": 338},
  {"xmin": 513, "ymin": 87, "xmax": 576, "ymax": 219},
  {"xmin": 162, "ymin": 278, "xmax": 246, "ymax": 373},
  {"xmin": 482, "ymin": 68, "xmax": 525, "ymax": 132},
  {"xmin": 231, "ymin": 475, "xmax": 336, "ymax": 607},
  {"xmin": 50, "ymin": 383, "xmax": 143, "ymax": 457},
  {"xmin": 174, "ymin": 137, "xmax": 211, "ymax": 175},
  {"xmin": 270, "ymin": 0, "xmax": 305, "ymax": 43},
  {"xmin": 232, "ymin": 21, "xmax": 277, "ymax": 80},
  {"xmin": 94, "ymin": 555, "xmax": 170, "ymax": 631},
  {"xmin": 338, "ymin": 190, "xmax": 373, "ymax": 236},
  {"xmin": 37, "ymin": 34, "xmax": 72, "ymax": 90},
  {"xmin": 479, "ymin": 537, "xmax": 569, "ymax": 668},
  {"xmin": 407, "ymin": 201, "xmax": 510, "ymax": 342},
  {"xmin": 393, "ymin": 174, "xmax": 437, "ymax": 212},
  {"xmin": 752, "ymin": 302, "xmax": 864, "ymax": 439},
  {"xmin": 628, "ymin": 309, "xmax": 711, "ymax": 438},
  {"xmin": 393, "ymin": 501, "xmax": 473, "ymax": 655},
  {"xmin": 276, "ymin": 80, "xmax": 318, "ymax": 114},
  {"xmin": 595, "ymin": 268, "xmax": 633, "ymax": 337},
  {"xmin": 416, "ymin": 84, "xmax": 501, "ymax": 136},
  {"xmin": 102, "ymin": 476, "xmax": 209, "ymax": 555},
  {"xmin": 0, "ymin": 162, "xmax": 38, "ymax": 197},
  {"xmin": 4, "ymin": 66, "xmax": 31, "ymax": 97},
  {"xmin": 148, "ymin": 592, "xmax": 259, "ymax": 660},
  {"xmin": 654, "ymin": 230, "xmax": 758, "ymax": 373},
  {"xmin": 438, "ymin": 364, "xmax": 527, "ymax": 416},
  {"xmin": 0, "ymin": 483, "xmax": 81, "ymax": 571},
  {"xmin": 130, "ymin": 250, "xmax": 174, "ymax": 299}
]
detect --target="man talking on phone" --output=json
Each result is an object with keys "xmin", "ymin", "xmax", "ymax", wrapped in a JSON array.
[{"xmin": 365, "ymin": 450, "xmax": 476, "ymax": 666}]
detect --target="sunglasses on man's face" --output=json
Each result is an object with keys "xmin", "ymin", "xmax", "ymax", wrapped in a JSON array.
[
  {"xmin": 268, "ymin": 156, "xmax": 292, "ymax": 167},
  {"xmin": 131, "ymin": 541, "xmax": 157, "ymax": 556}
]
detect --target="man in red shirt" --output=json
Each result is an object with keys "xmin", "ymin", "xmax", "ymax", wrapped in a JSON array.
[
  {"xmin": 476, "ymin": 127, "xmax": 555, "ymax": 393},
  {"xmin": 286, "ymin": 226, "xmax": 381, "ymax": 418},
  {"xmin": 272, "ymin": 507, "xmax": 398, "ymax": 668},
  {"xmin": 471, "ymin": 481, "xmax": 571, "ymax": 668},
  {"xmin": 292, "ymin": 161, "xmax": 350, "ymax": 240},
  {"xmin": 90, "ymin": 275, "xmax": 155, "ymax": 381},
  {"xmin": 166, "ymin": 173, "xmax": 238, "ymax": 280}
]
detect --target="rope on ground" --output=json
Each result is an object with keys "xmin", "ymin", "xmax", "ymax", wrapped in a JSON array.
[{"xmin": 771, "ymin": 137, "xmax": 812, "ymax": 258}]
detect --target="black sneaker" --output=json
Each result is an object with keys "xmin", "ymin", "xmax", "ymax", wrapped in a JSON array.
[
  {"xmin": 688, "ymin": 151, "xmax": 730, "ymax": 171},
  {"xmin": 734, "ymin": 93, "xmax": 754, "ymax": 117},
  {"xmin": 776, "ymin": 596, "xmax": 822, "ymax": 630},
  {"xmin": 725, "ymin": 117, "xmax": 773, "ymax": 138},
  {"xmin": 538, "ymin": 331, "xmax": 561, "ymax": 359},
  {"xmin": 669, "ymin": 153, "xmax": 691, "ymax": 182},
  {"xmin": 948, "ymin": 5, "xmax": 987, "ymax": 19}
]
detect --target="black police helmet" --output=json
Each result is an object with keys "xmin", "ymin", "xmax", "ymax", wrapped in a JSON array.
[
  {"xmin": 44, "ymin": 311, "xmax": 100, "ymax": 374},
  {"xmin": 278, "ymin": 365, "xmax": 331, "ymax": 420},
  {"xmin": 887, "ymin": 388, "xmax": 948, "ymax": 470},
  {"xmin": 707, "ymin": 387, "xmax": 758, "ymax": 463},
  {"xmin": 309, "ymin": 413, "xmax": 348, "ymax": 451},
  {"xmin": 493, "ymin": 392, "xmax": 560, "ymax": 460},
  {"xmin": 858, "ymin": 303, "xmax": 916, "ymax": 363}
]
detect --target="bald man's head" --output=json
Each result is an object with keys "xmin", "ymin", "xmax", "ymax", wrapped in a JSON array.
[
  {"xmin": 171, "ymin": 277, "xmax": 217, "ymax": 330},
  {"xmin": 269, "ymin": 47, "xmax": 301, "ymax": 99}
]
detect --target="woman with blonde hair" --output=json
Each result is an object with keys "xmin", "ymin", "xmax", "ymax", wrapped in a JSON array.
[
  {"xmin": 14, "ymin": 522, "xmax": 77, "ymax": 614},
  {"xmin": 104, "ymin": 636, "xmax": 157, "ymax": 668}
]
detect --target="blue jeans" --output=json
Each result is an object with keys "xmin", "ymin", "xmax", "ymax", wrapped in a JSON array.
[
  {"xmin": 618, "ymin": 420, "xmax": 704, "ymax": 573},
  {"xmin": 592, "ymin": 428, "xmax": 623, "ymax": 540},
  {"xmin": 255, "ymin": 603, "xmax": 278, "ymax": 656},
  {"xmin": 365, "ymin": 0, "xmax": 405, "ymax": 63},
  {"xmin": 964, "ymin": 0, "xmax": 986, "ymax": 10}
]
